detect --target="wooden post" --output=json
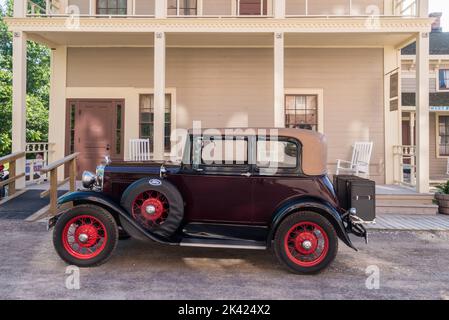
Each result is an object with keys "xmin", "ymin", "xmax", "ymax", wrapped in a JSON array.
[
  {"xmin": 69, "ymin": 158, "xmax": 76, "ymax": 192},
  {"xmin": 49, "ymin": 169, "xmax": 58, "ymax": 215},
  {"xmin": 9, "ymin": 160, "xmax": 16, "ymax": 196},
  {"xmin": 154, "ymin": 32, "xmax": 166, "ymax": 160},
  {"xmin": 274, "ymin": 32, "xmax": 285, "ymax": 128},
  {"xmin": 416, "ymin": 32, "xmax": 430, "ymax": 193}
]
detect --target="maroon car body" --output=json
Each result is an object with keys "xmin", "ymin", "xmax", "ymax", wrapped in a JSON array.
[{"xmin": 51, "ymin": 128, "xmax": 369, "ymax": 274}]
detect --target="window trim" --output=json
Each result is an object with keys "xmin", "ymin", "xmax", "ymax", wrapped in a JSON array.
[
  {"xmin": 96, "ymin": 0, "xmax": 128, "ymax": 15},
  {"xmin": 137, "ymin": 88, "xmax": 177, "ymax": 157},
  {"xmin": 192, "ymin": 134, "xmax": 251, "ymax": 174},
  {"xmin": 437, "ymin": 68, "xmax": 449, "ymax": 92},
  {"xmin": 285, "ymin": 88, "xmax": 324, "ymax": 133},
  {"xmin": 254, "ymin": 136, "xmax": 302, "ymax": 175},
  {"xmin": 167, "ymin": 0, "xmax": 200, "ymax": 16},
  {"xmin": 436, "ymin": 113, "xmax": 449, "ymax": 159}
]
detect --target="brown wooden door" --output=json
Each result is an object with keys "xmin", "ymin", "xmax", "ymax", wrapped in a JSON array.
[
  {"xmin": 402, "ymin": 120, "xmax": 411, "ymax": 146},
  {"xmin": 239, "ymin": 0, "xmax": 267, "ymax": 15},
  {"xmin": 66, "ymin": 99, "xmax": 124, "ymax": 176}
]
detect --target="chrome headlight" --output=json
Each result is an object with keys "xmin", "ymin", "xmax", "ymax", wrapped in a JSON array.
[
  {"xmin": 95, "ymin": 165, "xmax": 105, "ymax": 190},
  {"xmin": 81, "ymin": 171, "xmax": 96, "ymax": 189}
]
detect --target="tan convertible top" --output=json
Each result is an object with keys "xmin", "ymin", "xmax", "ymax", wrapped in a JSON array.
[{"xmin": 188, "ymin": 128, "xmax": 328, "ymax": 176}]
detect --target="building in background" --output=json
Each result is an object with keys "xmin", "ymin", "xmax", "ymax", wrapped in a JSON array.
[
  {"xmin": 401, "ymin": 12, "xmax": 449, "ymax": 184},
  {"xmin": 5, "ymin": 0, "xmax": 433, "ymax": 192}
]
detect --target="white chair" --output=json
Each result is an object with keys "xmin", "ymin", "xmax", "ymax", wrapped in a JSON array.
[
  {"xmin": 336, "ymin": 142, "xmax": 373, "ymax": 177},
  {"xmin": 129, "ymin": 139, "xmax": 151, "ymax": 161}
]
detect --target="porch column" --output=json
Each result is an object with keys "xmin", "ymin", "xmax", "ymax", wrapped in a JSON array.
[
  {"xmin": 48, "ymin": 46, "xmax": 67, "ymax": 178},
  {"xmin": 153, "ymin": 32, "xmax": 166, "ymax": 160},
  {"xmin": 415, "ymin": 32, "xmax": 430, "ymax": 193},
  {"xmin": 274, "ymin": 32, "xmax": 285, "ymax": 128},
  {"xmin": 12, "ymin": 31, "xmax": 27, "ymax": 189},
  {"xmin": 418, "ymin": 0, "xmax": 429, "ymax": 18},
  {"xmin": 13, "ymin": 0, "xmax": 26, "ymax": 17},
  {"xmin": 155, "ymin": 0, "xmax": 167, "ymax": 18},
  {"xmin": 384, "ymin": 46, "xmax": 402, "ymax": 185},
  {"xmin": 274, "ymin": 0, "xmax": 285, "ymax": 18}
]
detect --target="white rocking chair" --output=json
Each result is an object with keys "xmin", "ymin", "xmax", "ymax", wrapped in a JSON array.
[
  {"xmin": 129, "ymin": 139, "xmax": 151, "ymax": 161},
  {"xmin": 336, "ymin": 142, "xmax": 373, "ymax": 177}
]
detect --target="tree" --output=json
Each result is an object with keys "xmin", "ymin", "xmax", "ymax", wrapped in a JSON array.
[{"xmin": 0, "ymin": 0, "xmax": 50, "ymax": 156}]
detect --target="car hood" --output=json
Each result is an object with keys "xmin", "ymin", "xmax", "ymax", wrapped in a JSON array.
[{"xmin": 104, "ymin": 160, "xmax": 181, "ymax": 175}]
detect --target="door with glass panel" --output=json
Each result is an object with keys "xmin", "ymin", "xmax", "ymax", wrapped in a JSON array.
[
  {"xmin": 139, "ymin": 94, "xmax": 172, "ymax": 154},
  {"xmin": 285, "ymin": 95, "xmax": 318, "ymax": 131}
]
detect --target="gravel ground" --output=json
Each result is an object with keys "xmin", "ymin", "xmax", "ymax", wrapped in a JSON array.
[{"xmin": 0, "ymin": 219, "xmax": 448, "ymax": 300}]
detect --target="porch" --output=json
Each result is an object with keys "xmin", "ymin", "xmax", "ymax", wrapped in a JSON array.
[
  {"xmin": 5, "ymin": 0, "xmax": 434, "ymax": 193},
  {"xmin": 23, "ymin": 0, "xmax": 419, "ymax": 18}
]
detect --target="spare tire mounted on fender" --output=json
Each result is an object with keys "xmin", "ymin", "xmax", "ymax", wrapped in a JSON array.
[{"xmin": 120, "ymin": 177, "xmax": 184, "ymax": 238}]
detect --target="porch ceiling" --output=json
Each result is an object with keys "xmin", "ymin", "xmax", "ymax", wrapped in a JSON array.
[{"xmin": 27, "ymin": 31, "xmax": 416, "ymax": 49}]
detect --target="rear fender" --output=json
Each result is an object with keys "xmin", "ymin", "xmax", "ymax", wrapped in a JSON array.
[
  {"xmin": 267, "ymin": 197, "xmax": 357, "ymax": 251},
  {"xmin": 56, "ymin": 191, "xmax": 175, "ymax": 244}
]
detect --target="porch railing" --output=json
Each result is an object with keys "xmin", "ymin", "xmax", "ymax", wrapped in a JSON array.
[
  {"xmin": 25, "ymin": 142, "xmax": 53, "ymax": 185},
  {"xmin": 0, "ymin": 151, "xmax": 26, "ymax": 199},
  {"xmin": 40, "ymin": 152, "xmax": 79, "ymax": 216},
  {"xmin": 393, "ymin": 145, "xmax": 417, "ymax": 187},
  {"xmin": 25, "ymin": 0, "xmax": 418, "ymax": 18},
  {"xmin": 394, "ymin": 0, "xmax": 417, "ymax": 17}
]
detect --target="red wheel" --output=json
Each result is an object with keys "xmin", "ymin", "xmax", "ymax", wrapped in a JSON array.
[
  {"xmin": 53, "ymin": 205, "xmax": 118, "ymax": 267},
  {"xmin": 284, "ymin": 222, "xmax": 329, "ymax": 268},
  {"xmin": 62, "ymin": 215, "xmax": 108, "ymax": 260},
  {"xmin": 132, "ymin": 190, "xmax": 169, "ymax": 229},
  {"xmin": 120, "ymin": 178, "xmax": 184, "ymax": 238},
  {"xmin": 274, "ymin": 212, "xmax": 338, "ymax": 274}
]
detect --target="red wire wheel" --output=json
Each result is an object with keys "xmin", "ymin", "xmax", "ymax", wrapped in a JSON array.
[
  {"xmin": 62, "ymin": 215, "xmax": 108, "ymax": 260},
  {"xmin": 284, "ymin": 221, "xmax": 329, "ymax": 268},
  {"xmin": 132, "ymin": 190, "xmax": 170, "ymax": 229}
]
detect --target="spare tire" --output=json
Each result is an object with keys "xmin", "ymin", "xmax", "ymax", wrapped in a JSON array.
[{"xmin": 120, "ymin": 177, "xmax": 184, "ymax": 238}]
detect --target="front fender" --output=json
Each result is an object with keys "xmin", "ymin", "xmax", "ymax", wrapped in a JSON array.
[
  {"xmin": 267, "ymin": 197, "xmax": 357, "ymax": 251},
  {"xmin": 56, "ymin": 191, "xmax": 174, "ymax": 244}
]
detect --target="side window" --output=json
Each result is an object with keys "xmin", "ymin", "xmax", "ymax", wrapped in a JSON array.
[
  {"xmin": 440, "ymin": 69, "xmax": 449, "ymax": 91},
  {"xmin": 256, "ymin": 138, "xmax": 299, "ymax": 170},
  {"xmin": 192, "ymin": 136, "xmax": 249, "ymax": 173}
]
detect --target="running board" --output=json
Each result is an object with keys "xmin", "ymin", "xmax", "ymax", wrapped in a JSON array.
[{"xmin": 180, "ymin": 238, "xmax": 267, "ymax": 250}]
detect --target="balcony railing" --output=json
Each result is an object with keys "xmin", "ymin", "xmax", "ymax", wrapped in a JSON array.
[
  {"xmin": 285, "ymin": 0, "xmax": 418, "ymax": 18},
  {"xmin": 25, "ymin": 0, "xmax": 418, "ymax": 18}
]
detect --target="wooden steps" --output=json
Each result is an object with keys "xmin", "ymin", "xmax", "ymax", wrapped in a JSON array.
[{"xmin": 376, "ymin": 193, "xmax": 438, "ymax": 215}]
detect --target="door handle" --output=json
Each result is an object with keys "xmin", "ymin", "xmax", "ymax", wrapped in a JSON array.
[{"xmin": 106, "ymin": 144, "xmax": 110, "ymax": 151}]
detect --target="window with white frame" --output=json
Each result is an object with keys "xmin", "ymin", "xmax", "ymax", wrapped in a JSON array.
[
  {"xmin": 139, "ymin": 94, "xmax": 172, "ymax": 153},
  {"xmin": 439, "ymin": 69, "xmax": 449, "ymax": 91},
  {"xmin": 285, "ymin": 94, "xmax": 318, "ymax": 131},
  {"xmin": 438, "ymin": 115, "xmax": 449, "ymax": 157},
  {"xmin": 167, "ymin": 0, "xmax": 198, "ymax": 16},
  {"xmin": 97, "ymin": 0, "xmax": 127, "ymax": 15}
]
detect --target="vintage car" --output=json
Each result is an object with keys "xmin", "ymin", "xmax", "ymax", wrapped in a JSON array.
[{"xmin": 49, "ymin": 128, "xmax": 373, "ymax": 274}]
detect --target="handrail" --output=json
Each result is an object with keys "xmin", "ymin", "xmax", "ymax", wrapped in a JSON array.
[
  {"xmin": 40, "ymin": 152, "xmax": 79, "ymax": 173},
  {"xmin": 0, "ymin": 151, "xmax": 26, "ymax": 197},
  {"xmin": 40, "ymin": 152, "xmax": 80, "ymax": 215},
  {"xmin": 0, "ymin": 151, "xmax": 26, "ymax": 166}
]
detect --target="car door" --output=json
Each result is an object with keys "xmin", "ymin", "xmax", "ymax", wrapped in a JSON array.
[
  {"xmin": 251, "ymin": 137, "xmax": 308, "ymax": 224},
  {"xmin": 175, "ymin": 135, "xmax": 254, "ymax": 224}
]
